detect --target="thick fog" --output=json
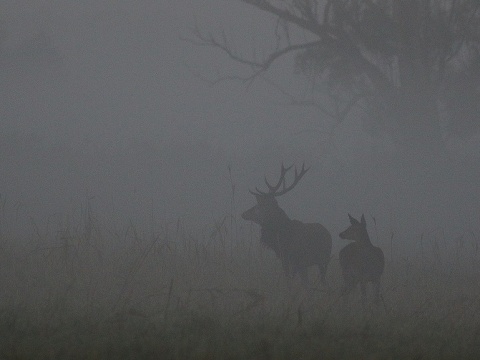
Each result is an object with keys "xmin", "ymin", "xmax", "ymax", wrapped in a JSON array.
[{"xmin": 1, "ymin": 0, "xmax": 480, "ymax": 256}]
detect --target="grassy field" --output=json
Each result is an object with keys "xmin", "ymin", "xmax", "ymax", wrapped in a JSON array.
[{"xmin": 1, "ymin": 211, "xmax": 480, "ymax": 359}]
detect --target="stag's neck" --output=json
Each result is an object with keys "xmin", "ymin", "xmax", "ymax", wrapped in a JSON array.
[
  {"xmin": 262, "ymin": 207, "xmax": 291, "ymax": 230},
  {"xmin": 259, "ymin": 208, "xmax": 291, "ymax": 243}
]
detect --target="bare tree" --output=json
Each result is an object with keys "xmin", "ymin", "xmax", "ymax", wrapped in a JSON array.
[{"xmin": 193, "ymin": 1, "xmax": 480, "ymax": 159}]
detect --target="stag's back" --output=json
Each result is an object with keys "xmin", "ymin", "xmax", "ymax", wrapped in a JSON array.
[{"xmin": 288, "ymin": 220, "xmax": 332, "ymax": 267}]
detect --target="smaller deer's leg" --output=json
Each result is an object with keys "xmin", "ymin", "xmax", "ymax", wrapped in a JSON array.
[
  {"xmin": 360, "ymin": 282, "xmax": 367, "ymax": 309},
  {"xmin": 281, "ymin": 259, "xmax": 291, "ymax": 278},
  {"xmin": 340, "ymin": 277, "xmax": 355, "ymax": 305},
  {"xmin": 299, "ymin": 267, "xmax": 309, "ymax": 289}
]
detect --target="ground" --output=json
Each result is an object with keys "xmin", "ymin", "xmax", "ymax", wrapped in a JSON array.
[{"xmin": 0, "ymin": 216, "xmax": 479, "ymax": 359}]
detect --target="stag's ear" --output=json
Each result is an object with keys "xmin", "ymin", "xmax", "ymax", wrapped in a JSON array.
[
  {"xmin": 348, "ymin": 213, "xmax": 358, "ymax": 225},
  {"xmin": 360, "ymin": 214, "xmax": 366, "ymax": 226}
]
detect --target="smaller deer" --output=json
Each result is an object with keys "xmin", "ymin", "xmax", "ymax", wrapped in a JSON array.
[
  {"xmin": 242, "ymin": 164, "xmax": 332, "ymax": 286},
  {"xmin": 339, "ymin": 214, "xmax": 384, "ymax": 304}
]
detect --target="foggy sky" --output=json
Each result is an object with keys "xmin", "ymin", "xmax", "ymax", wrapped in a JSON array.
[
  {"xmin": 1, "ymin": 1, "xmax": 479, "ymax": 254},
  {"xmin": 0, "ymin": 1, "xmax": 374, "ymax": 153}
]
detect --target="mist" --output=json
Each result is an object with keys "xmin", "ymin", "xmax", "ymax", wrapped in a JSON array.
[
  {"xmin": 2, "ymin": 1, "xmax": 480, "ymax": 356},
  {"xmin": 1, "ymin": 1, "xmax": 478, "ymax": 251}
]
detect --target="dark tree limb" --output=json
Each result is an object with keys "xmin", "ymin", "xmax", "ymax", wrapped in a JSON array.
[
  {"xmin": 188, "ymin": 22, "xmax": 325, "ymax": 82},
  {"xmin": 240, "ymin": 1, "xmax": 394, "ymax": 93},
  {"xmin": 241, "ymin": 0, "xmax": 332, "ymax": 38}
]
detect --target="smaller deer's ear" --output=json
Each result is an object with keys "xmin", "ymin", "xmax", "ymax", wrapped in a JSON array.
[
  {"xmin": 348, "ymin": 213, "xmax": 358, "ymax": 225},
  {"xmin": 360, "ymin": 214, "xmax": 366, "ymax": 226}
]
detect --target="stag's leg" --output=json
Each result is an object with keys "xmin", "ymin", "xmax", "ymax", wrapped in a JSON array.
[
  {"xmin": 318, "ymin": 264, "xmax": 327, "ymax": 286},
  {"xmin": 373, "ymin": 280, "xmax": 381, "ymax": 305},
  {"xmin": 282, "ymin": 261, "xmax": 299, "ymax": 295}
]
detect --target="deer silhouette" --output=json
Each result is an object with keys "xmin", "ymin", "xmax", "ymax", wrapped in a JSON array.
[
  {"xmin": 242, "ymin": 164, "xmax": 332, "ymax": 285},
  {"xmin": 339, "ymin": 214, "xmax": 385, "ymax": 304}
]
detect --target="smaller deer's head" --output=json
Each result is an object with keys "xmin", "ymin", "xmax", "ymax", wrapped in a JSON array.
[
  {"xmin": 339, "ymin": 214, "xmax": 369, "ymax": 243},
  {"xmin": 241, "ymin": 163, "xmax": 309, "ymax": 227}
]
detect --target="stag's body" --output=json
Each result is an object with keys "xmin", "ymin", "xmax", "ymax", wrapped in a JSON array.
[
  {"xmin": 339, "ymin": 214, "xmax": 384, "ymax": 304},
  {"xmin": 242, "ymin": 164, "xmax": 332, "ymax": 284}
]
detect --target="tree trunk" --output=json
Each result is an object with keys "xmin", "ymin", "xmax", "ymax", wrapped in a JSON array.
[
  {"xmin": 390, "ymin": 1, "xmax": 444, "ymax": 162},
  {"xmin": 392, "ymin": 85, "xmax": 444, "ymax": 163}
]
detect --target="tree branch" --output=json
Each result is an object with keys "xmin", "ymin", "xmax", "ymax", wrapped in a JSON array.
[
  {"xmin": 240, "ymin": 0, "xmax": 394, "ymax": 93},
  {"xmin": 189, "ymin": 1, "xmax": 395, "ymax": 104},
  {"xmin": 241, "ymin": 0, "xmax": 333, "ymax": 38},
  {"xmin": 189, "ymin": 23, "xmax": 323, "ymax": 78}
]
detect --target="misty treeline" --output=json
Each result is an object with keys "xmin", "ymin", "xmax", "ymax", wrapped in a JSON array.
[{"xmin": 194, "ymin": 0, "xmax": 480, "ymax": 159}]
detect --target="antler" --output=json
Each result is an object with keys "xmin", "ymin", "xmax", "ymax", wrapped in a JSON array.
[{"xmin": 250, "ymin": 163, "xmax": 310, "ymax": 197}]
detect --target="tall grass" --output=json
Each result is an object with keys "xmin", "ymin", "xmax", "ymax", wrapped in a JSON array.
[{"xmin": 0, "ymin": 205, "xmax": 480, "ymax": 359}]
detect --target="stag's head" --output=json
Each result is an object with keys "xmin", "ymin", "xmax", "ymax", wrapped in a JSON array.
[
  {"xmin": 339, "ymin": 214, "xmax": 369, "ymax": 242},
  {"xmin": 241, "ymin": 163, "xmax": 309, "ymax": 226}
]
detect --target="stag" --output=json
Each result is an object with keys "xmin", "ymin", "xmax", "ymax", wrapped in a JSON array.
[
  {"xmin": 339, "ymin": 214, "xmax": 385, "ymax": 304},
  {"xmin": 242, "ymin": 164, "xmax": 332, "ymax": 285}
]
